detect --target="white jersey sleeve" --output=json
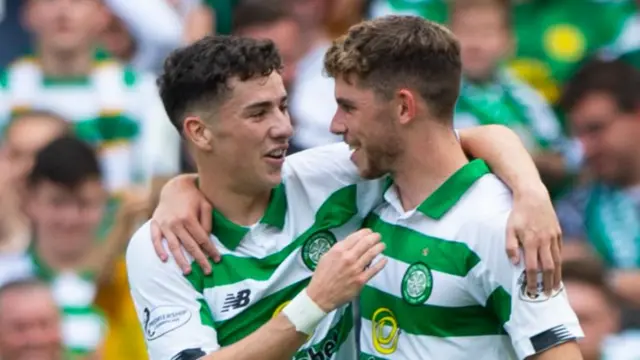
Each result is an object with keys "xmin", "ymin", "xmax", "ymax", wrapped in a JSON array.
[
  {"xmin": 126, "ymin": 221, "xmax": 219, "ymax": 360},
  {"xmin": 464, "ymin": 210, "xmax": 583, "ymax": 360}
]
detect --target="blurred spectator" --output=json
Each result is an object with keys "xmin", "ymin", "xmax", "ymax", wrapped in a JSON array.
[
  {"xmin": 556, "ymin": 59, "xmax": 640, "ymax": 320},
  {"xmin": 508, "ymin": 0, "xmax": 634, "ymax": 104},
  {"xmin": 0, "ymin": 0, "xmax": 30, "ymax": 68},
  {"xmin": 0, "ymin": 111, "xmax": 71, "ymax": 255},
  {"xmin": 0, "ymin": 136, "xmax": 109, "ymax": 357},
  {"xmin": 0, "ymin": 279, "xmax": 64, "ymax": 360},
  {"xmin": 0, "ymin": 135, "xmax": 148, "ymax": 359},
  {"xmin": 0, "ymin": 0, "xmax": 180, "ymax": 193},
  {"xmin": 100, "ymin": 0, "xmax": 183, "ymax": 74},
  {"xmin": 563, "ymin": 258, "xmax": 640, "ymax": 360},
  {"xmin": 448, "ymin": 0, "xmax": 581, "ymax": 189}
]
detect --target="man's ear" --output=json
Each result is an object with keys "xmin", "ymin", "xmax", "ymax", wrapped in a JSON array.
[
  {"xmin": 396, "ymin": 88, "xmax": 417, "ymax": 126},
  {"xmin": 183, "ymin": 116, "xmax": 214, "ymax": 152}
]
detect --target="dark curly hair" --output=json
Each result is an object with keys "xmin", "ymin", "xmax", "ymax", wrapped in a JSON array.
[{"xmin": 157, "ymin": 35, "xmax": 283, "ymax": 133}]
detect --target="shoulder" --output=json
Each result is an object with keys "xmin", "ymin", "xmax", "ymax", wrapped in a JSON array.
[
  {"xmin": 126, "ymin": 221, "xmax": 191, "ymax": 284},
  {"xmin": 454, "ymin": 175, "xmax": 513, "ymax": 252},
  {"xmin": 283, "ymin": 143, "xmax": 386, "ymax": 211},
  {"xmin": 283, "ymin": 142, "xmax": 361, "ymax": 187}
]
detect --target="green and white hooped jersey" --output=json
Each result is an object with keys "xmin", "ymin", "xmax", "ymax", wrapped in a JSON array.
[
  {"xmin": 0, "ymin": 252, "xmax": 106, "ymax": 356},
  {"xmin": 0, "ymin": 57, "xmax": 178, "ymax": 192},
  {"xmin": 126, "ymin": 143, "xmax": 386, "ymax": 360},
  {"xmin": 359, "ymin": 160, "xmax": 583, "ymax": 360}
]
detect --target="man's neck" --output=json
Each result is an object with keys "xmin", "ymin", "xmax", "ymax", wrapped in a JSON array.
[
  {"xmin": 198, "ymin": 167, "xmax": 272, "ymax": 227},
  {"xmin": 391, "ymin": 124, "xmax": 469, "ymax": 212},
  {"xmin": 37, "ymin": 46, "xmax": 94, "ymax": 78},
  {"xmin": 34, "ymin": 234, "xmax": 91, "ymax": 273}
]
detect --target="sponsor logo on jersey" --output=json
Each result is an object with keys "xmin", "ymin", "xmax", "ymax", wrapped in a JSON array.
[
  {"xmin": 302, "ymin": 231, "xmax": 337, "ymax": 271},
  {"xmin": 517, "ymin": 270, "xmax": 564, "ymax": 302},
  {"xmin": 371, "ymin": 307, "xmax": 400, "ymax": 355},
  {"xmin": 143, "ymin": 305, "xmax": 191, "ymax": 340},
  {"xmin": 295, "ymin": 329, "xmax": 340, "ymax": 360},
  {"xmin": 401, "ymin": 262, "xmax": 433, "ymax": 305},
  {"xmin": 222, "ymin": 289, "xmax": 252, "ymax": 313}
]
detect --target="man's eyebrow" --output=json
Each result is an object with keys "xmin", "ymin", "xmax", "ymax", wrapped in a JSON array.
[
  {"xmin": 244, "ymin": 96, "xmax": 288, "ymax": 110},
  {"xmin": 244, "ymin": 101, "xmax": 272, "ymax": 111},
  {"xmin": 336, "ymin": 97, "xmax": 356, "ymax": 107}
]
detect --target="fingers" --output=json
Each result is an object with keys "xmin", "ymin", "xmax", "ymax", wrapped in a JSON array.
[
  {"xmin": 356, "ymin": 241, "xmax": 386, "ymax": 271},
  {"xmin": 164, "ymin": 229, "xmax": 191, "ymax": 274},
  {"xmin": 185, "ymin": 218, "xmax": 219, "ymax": 264},
  {"xmin": 522, "ymin": 232, "xmax": 540, "ymax": 296},
  {"xmin": 174, "ymin": 225, "xmax": 211, "ymax": 275},
  {"xmin": 350, "ymin": 232, "xmax": 381, "ymax": 258},
  {"xmin": 200, "ymin": 201, "xmax": 214, "ymax": 234},
  {"xmin": 551, "ymin": 234, "xmax": 562, "ymax": 291},
  {"xmin": 341, "ymin": 228, "xmax": 373, "ymax": 250},
  {"xmin": 360, "ymin": 257, "xmax": 388, "ymax": 283},
  {"xmin": 539, "ymin": 246, "xmax": 555, "ymax": 296},
  {"xmin": 151, "ymin": 221, "xmax": 168, "ymax": 262},
  {"xmin": 197, "ymin": 202, "xmax": 219, "ymax": 263},
  {"xmin": 505, "ymin": 225, "xmax": 520, "ymax": 265}
]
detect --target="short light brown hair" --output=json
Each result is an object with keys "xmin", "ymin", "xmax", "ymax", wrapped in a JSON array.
[
  {"xmin": 449, "ymin": 0, "xmax": 512, "ymax": 28},
  {"xmin": 324, "ymin": 15, "xmax": 461, "ymax": 120}
]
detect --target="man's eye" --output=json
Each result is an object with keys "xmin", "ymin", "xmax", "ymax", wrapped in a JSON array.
[{"xmin": 251, "ymin": 110, "xmax": 267, "ymax": 118}]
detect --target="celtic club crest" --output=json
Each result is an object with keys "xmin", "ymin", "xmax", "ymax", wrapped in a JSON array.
[
  {"xmin": 401, "ymin": 262, "xmax": 433, "ymax": 305},
  {"xmin": 302, "ymin": 231, "xmax": 337, "ymax": 270}
]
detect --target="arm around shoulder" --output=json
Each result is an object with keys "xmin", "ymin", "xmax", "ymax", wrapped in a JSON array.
[
  {"xmin": 462, "ymin": 209, "xmax": 583, "ymax": 360},
  {"xmin": 127, "ymin": 222, "xmax": 315, "ymax": 360}
]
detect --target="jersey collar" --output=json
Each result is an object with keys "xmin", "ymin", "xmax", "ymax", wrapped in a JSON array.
[
  {"xmin": 417, "ymin": 159, "xmax": 491, "ymax": 219},
  {"xmin": 212, "ymin": 183, "xmax": 288, "ymax": 250}
]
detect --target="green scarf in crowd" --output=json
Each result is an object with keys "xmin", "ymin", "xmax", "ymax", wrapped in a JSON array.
[{"xmin": 586, "ymin": 183, "xmax": 640, "ymax": 268}]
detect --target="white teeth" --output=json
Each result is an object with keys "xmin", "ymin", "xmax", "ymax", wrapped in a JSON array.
[{"xmin": 268, "ymin": 149, "xmax": 284, "ymax": 157}]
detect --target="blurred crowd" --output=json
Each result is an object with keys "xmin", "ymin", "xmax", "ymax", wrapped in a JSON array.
[{"xmin": 0, "ymin": 0, "xmax": 639, "ymax": 359}]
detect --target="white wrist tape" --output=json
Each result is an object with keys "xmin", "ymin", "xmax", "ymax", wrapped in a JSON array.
[{"xmin": 282, "ymin": 289, "xmax": 327, "ymax": 336}]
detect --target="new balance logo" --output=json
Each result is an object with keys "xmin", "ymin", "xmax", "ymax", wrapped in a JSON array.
[{"xmin": 221, "ymin": 289, "xmax": 252, "ymax": 313}]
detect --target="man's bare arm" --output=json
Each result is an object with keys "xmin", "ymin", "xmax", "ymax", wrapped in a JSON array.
[
  {"xmin": 528, "ymin": 341, "xmax": 582, "ymax": 360},
  {"xmin": 201, "ymin": 315, "xmax": 306, "ymax": 360},
  {"xmin": 459, "ymin": 125, "xmax": 545, "ymax": 195},
  {"xmin": 458, "ymin": 124, "xmax": 563, "ymax": 294}
]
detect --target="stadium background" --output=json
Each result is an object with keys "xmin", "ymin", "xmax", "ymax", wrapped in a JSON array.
[{"xmin": 0, "ymin": 0, "xmax": 639, "ymax": 359}]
